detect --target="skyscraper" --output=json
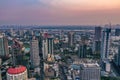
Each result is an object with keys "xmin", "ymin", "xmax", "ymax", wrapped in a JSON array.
[
  {"xmin": 94, "ymin": 27, "xmax": 102, "ymax": 41},
  {"xmin": 115, "ymin": 28, "xmax": 120, "ymax": 36},
  {"xmin": 47, "ymin": 38, "xmax": 54, "ymax": 55},
  {"xmin": 68, "ymin": 31, "xmax": 74, "ymax": 47},
  {"xmin": 78, "ymin": 35, "xmax": 88, "ymax": 58},
  {"xmin": 94, "ymin": 41, "xmax": 101, "ymax": 54},
  {"xmin": 0, "ymin": 33, "xmax": 9, "ymax": 57},
  {"xmin": 93, "ymin": 27, "xmax": 102, "ymax": 54},
  {"xmin": 42, "ymin": 38, "xmax": 48, "ymax": 60},
  {"xmin": 30, "ymin": 38, "xmax": 40, "ymax": 68},
  {"xmin": 114, "ymin": 45, "xmax": 120, "ymax": 66},
  {"xmin": 101, "ymin": 28, "xmax": 111, "ymax": 60},
  {"xmin": 78, "ymin": 44, "xmax": 87, "ymax": 58},
  {"xmin": 42, "ymin": 33, "xmax": 54, "ymax": 61}
]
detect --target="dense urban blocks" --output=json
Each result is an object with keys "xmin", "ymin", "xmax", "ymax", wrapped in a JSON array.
[{"xmin": 0, "ymin": 26, "xmax": 120, "ymax": 80}]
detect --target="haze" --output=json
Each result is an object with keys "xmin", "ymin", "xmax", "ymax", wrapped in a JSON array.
[{"xmin": 0, "ymin": 0, "xmax": 120, "ymax": 25}]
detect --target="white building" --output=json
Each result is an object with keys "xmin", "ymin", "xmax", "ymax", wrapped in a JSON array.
[
  {"xmin": 30, "ymin": 39, "xmax": 40, "ymax": 68},
  {"xmin": 101, "ymin": 28, "xmax": 111, "ymax": 60},
  {"xmin": 7, "ymin": 65, "xmax": 28, "ymax": 80},
  {"xmin": 0, "ymin": 33, "xmax": 9, "ymax": 57},
  {"xmin": 42, "ymin": 37, "xmax": 54, "ymax": 60},
  {"xmin": 80, "ymin": 63, "xmax": 100, "ymax": 80}
]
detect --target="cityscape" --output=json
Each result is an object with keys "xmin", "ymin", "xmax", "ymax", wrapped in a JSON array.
[
  {"xmin": 0, "ymin": 0, "xmax": 120, "ymax": 80},
  {"xmin": 0, "ymin": 25, "xmax": 120, "ymax": 80}
]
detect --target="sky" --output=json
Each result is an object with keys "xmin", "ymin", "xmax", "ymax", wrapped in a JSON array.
[{"xmin": 0, "ymin": 0, "xmax": 120, "ymax": 25}]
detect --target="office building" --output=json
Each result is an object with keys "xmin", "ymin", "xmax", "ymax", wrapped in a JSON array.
[
  {"xmin": 115, "ymin": 28, "xmax": 120, "ymax": 36},
  {"xmin": 47, "ymin": 38, "xmax": 54, "ymax": 55},
  {"xmin": 0, "ymin": 33, "xmax": 9, "ymax": 57},
  {"xmin": 42, "ymin": 35, "xmax": 54, "ymax": 61},
  {"xmin": 94, "ymin": 27, "xmax": 102, "ymax": 41},
  {"xmin": 114, "ymin": 45, "xmax": 120, "ymax": 66},
  {"xmin": 7, "ymin": 65, "xmax": 28, "ymax": 80},
  {"xmin": 80, "ymin": 63, "xmax": 100, "ymax": 80},
  {"xmin": 10, "ymin": 28, "xmax": 14, "ymax": 37},
  {"xmin": 68, "ymin": 31, "xmax": 74, "ymax": 47},
  {"xmin": 78, "ymin": 44, "xmax": 87, "ymax": 58},
  {"xmin": 42, "ymin": 38, "xmax": 48, "ymax": 60},
  {"xmin": 94, "ymin": 41, "xmax": 101, "ymax": 54},
  {"xmin": 93, "ymin": 27, "xmax": 101, "ymax": 54},
  {"xmin": 30, "ymin": 38, "xmax": 40, "ymax": 68},
  {"xmin": 101, "ymin": 28, "xmax": 111, "ymax": 60}
]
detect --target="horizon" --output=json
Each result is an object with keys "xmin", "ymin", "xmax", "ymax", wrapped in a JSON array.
[{"xmin": 0, "ymin": 0, "xmax": 120, "ymax": 25}]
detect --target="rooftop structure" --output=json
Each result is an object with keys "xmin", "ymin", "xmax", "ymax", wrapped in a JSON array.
[
  {"xmin": 80, "ymin": 63, "xmax": 100, "ymax": 80},
  {"xmin": 82, "ymin": 63, "xmax": 100, "ymax": 68},
  {"xmin": 7, "ymin": 65, "xmax": 28, "ymax": 80}
]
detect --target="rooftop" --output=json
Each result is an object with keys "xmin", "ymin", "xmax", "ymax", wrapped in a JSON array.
[
  {"xmin": 7, "ymin": 65, "xmax": 26, "ymax": 74},
  {"xmin": 82, "ymin": 63, "xmax": 100, "ymax": 68}
]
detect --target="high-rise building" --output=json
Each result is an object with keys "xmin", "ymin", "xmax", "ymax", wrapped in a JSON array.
[
  {"xmin": 42, "ymin": 38, "xmax": 48, "ymax": 60},
  {"xmin": 78, "ymin": 35, "xmax": 88, "ymax": 58},
  {"xmin": 93, "ymin": 27, "xmax": 102, "ymax": 54},
  {"xmin": 10, "ymin": 28, "xmax": 14, "ymax": 36},
  {"xmin": 47, "ymin": 38, "xmax": 54, "ymax": 55},
  {"xmin": 78, "ymin": 44, "xmax": 87, "ymax": 58},
  {"xmin": 94, "ymin": 41, "xmax": 101, "ymax": 54},
  {"xmin": 30, "ymin": 38, "xmax": 40, "ymax": 68},
  {"xmin": 42, "ymin": 35, "xmax": 54, "ymax": 61},
  {"xmin": 7, "ymin": 65, "xmax": 28, "ymax": 80},
  {"xmin": 101, "ymin": 28, "xmax": 111, "ymax": 60},
  {"xmin": 0, "ymin": 33, "xmax": 9, "ymax": 57},
  {"xmin": 115, "ymin": 28, "xmax": 120, "ymax": 36},
  {"xmin": 94, "ymin": 27, "xmax": 102, "ymax": 41},
  {"xmin": 80, "ymin": 63, "xmax": 100, "ymax": 80},
  {"xmin": 114, "ymin": 45, "xmax": 120, "ymax": 66},
  {"xmin": 68, "ymin": 31, "xmax": 74, "ymax": 47}
]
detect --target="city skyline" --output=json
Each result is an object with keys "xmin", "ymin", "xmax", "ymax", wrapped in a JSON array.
[{"xmin": 0, "ymin": 0, "xmax": 120, "ymax": 25}]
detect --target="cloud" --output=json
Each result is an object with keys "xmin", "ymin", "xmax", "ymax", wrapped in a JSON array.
[
  {"xmin": 0, "ymin": 0, "xmax": 120, "ymax": 25},
  {"xmin": 38, "ymin": 0, "xmax": 120, "ymax": 10}
]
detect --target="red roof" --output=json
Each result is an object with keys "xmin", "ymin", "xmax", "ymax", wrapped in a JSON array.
[{"xmin": 7, "ymin": 65, "xmax": 26, "ymax": 74}]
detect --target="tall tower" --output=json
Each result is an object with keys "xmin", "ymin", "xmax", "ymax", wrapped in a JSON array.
[
  {"xmin": 94, "ymin": 27, "xmax": 102, "ymax": 41},
  {"xmin": 93, "ymin": 27, "xmax": 102, "ymax": 54},
  {"xmin": 0, "ymin": 33, "xmax": 9, "ymax": 57},
  {"xmin": 68, "ymin": 31, "xmax": 74, "ymax": 47},
  {"xmin": 78, "ymin": 44, "xmax": 87, "ymax": 58},
  {"xmin": 47, "ymin": 38, "xmax": 54, "ymax": 55},
  {"xmin": 30, "ymin": 38, "xmax": 40, "ymax": 68},
  {"xmin": 43, "ymin": 38, "xmax": 54, "ymax": 61},
  {"xmin": 42, "ymin": 38, "xmax": 48, "ymax": 60},
  {"xmin": 114, "ymin": 45, "xmax": 120, "ymax": 66},
  {"xmin": 101, "ymin": 28, "xmax": 111, "ymax": 60},
  {"xmin": 42, "ymin": 33, "xmax": 54, "ymax": 61},
  {"xmin": 115, "ymin": 28, "xmax": 120, "ymax": 36}
]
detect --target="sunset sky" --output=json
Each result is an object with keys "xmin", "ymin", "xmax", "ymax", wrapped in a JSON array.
[{"xmin": 0, "ymin": 0, "xmax": 120, "ymax": 25}]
